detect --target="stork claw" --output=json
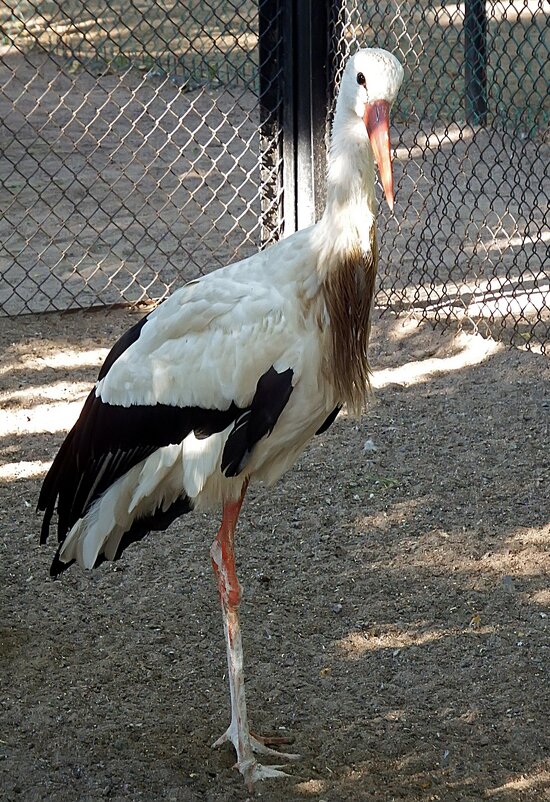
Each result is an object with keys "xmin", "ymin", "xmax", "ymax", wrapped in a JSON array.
[
  {"xmin": 211, "ymin": 729, "xmax": 230, "ymax": 749},
  {"xmin": 249, "ymin": 734, "xmax": 300, "ymax": 761},
  {"xmin": 212, "ymin": 727, "xmax": 300, "ymax": 762},
  {"xmin": 213, "ymin": 725, "xmax": 300, "ymax": 787},
  {"xmin": 242, "ymin": 761, "xmax": 291, "ymax": 790}
]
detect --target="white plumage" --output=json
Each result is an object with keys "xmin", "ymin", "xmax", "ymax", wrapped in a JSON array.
[{"xmin": 39, "ymin": 47, "xmax": 404, "ymax": 788}]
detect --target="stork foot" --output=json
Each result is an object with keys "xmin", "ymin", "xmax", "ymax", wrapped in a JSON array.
[
  {"xmin": 212, "ymin": 726, "xmax": 300, "ymax": 762},
  {"xmin": 213, "ymin": 724, "xmax": 300, "ymax": 787},
  {"xmin": 241, "ymin": 759, "xmax": 291, "ymax": 790}
]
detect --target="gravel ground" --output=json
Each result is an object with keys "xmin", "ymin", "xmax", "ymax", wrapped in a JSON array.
[{"xmin": 1, "ymin": 307, "xmax": 549, "ymax": 802}]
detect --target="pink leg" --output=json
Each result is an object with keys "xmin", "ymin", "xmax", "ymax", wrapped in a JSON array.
[{"xmin": 210, "ymin": 482, "xmax": 299, "ymax": 789}]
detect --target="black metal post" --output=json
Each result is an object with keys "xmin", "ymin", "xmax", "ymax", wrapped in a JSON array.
[
  {"xmin": 279, "ymin": 0, "xmax": 330, "ymax": 236},
  {"xmin": 464, "ymin": 0, "xmax": 488, "ymax": 125},
  {"xmin": 294, "ymin": 0, "xmax": 330, "ymax": 228},
  {"xmin": 281, "ymin": 0, "xmax": 297, "ymax": 237}
]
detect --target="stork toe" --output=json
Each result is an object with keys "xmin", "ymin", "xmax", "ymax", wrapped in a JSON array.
[
  {"xmin": 241, "ymin": 760, "xmax": 291, "ymax": 790},
  {"xmin": 212, "ymin": 727, "xmax": 300, "ymax": 762},
  {"xmin": 249, "ymin": 734, "xmax": 300, "ymax": 761}
]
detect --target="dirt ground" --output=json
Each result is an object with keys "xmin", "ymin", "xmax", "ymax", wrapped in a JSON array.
[
  {"xmin": 1, "ymin": 306, "xmax": 549, "ymax": 802},
  {"xmin": 1, "ymin": 25, "xmax": 549, "ymax": 802}
]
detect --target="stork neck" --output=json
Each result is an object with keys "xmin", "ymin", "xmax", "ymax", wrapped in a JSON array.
[
  {"xmin": 316, "ymin": 114, "xmax": 378, "ymax": 272},
  {"xmin": 313, "ymin": 112, "xmax": 380, "ymax": 416}
]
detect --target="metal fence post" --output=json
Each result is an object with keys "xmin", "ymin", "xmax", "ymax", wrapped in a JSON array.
[
  {"xmin": 464, "ymin": 0, "xmax": 488, "ymax": 125},
  {"xmin": 278, "ymin": 0, "xmax": 330, "ymax": 236},
  {"xmin": 295, "ymin": 0, "xmax": 330, "ymax": 228}
]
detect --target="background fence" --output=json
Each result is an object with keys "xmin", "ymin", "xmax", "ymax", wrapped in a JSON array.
[
  {"xmin": 329, "ymin": 0, "xmax": 548, "ymax": 352},
  {"xmin": 0, "ymin": 0, "xmax": 548, "ymax": 352}
]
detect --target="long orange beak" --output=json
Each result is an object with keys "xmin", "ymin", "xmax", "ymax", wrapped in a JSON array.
[{"xmin": 363, "ymin": 100, "xmax": 394, "ymax": 211}]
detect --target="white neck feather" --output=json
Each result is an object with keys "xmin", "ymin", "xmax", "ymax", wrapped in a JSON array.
[{"xmin": 315, "ymin": 110, "xmax": 377, "ymax": 275}]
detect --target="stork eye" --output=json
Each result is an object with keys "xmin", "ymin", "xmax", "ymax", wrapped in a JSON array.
[{"xmin": 356, "ymin": 72, "xmax": 366, "ymax": 87}]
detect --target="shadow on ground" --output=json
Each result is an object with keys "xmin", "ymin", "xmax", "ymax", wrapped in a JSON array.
[{"xmin": 0, "ymin": 308, "xmax": 548, "ymax": 801}]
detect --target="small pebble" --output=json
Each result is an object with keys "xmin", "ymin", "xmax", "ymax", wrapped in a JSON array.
[{"xmin": 502, "ymin": 575, "xmax": 516, "ymax": 592}]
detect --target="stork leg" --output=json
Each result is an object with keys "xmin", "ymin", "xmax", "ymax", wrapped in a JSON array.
[{"xmin": 210, "ymin": 482, "xmax": 299, "ymax": 789}]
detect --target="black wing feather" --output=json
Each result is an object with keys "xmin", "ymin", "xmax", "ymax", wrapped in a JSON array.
[
  {"xmin": 97, "ymin": 313, "xmax": 149, "ymax": 381},
  {"xmin": 106, "ymin": 495, "xmax": 193, "ymax": 563},
  {"xmin": 38, "ymin": 311, "xmax": 245, "ymax": 545},
  {"xmin": 50, "ymin": 495, "xmax": 194, "ymax": 577},
  {"xmin": 221, "ymin": 366, "xmax": 294, "ymax": 477},
  {"xmin": 39, "ymin": 310, "xmax": 295, "ymax": 556},
  {"xmin": 315, "ymin": 405, "xmax": 342, "ymax": 435},
  {"xmin": 38, "ymin": 393, "xmax": 243, "ymax": 544}
]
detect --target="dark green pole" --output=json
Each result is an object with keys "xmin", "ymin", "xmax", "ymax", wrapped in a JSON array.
[{"xmin": 464, "ymin": 0, "xmax": 488, "ymax": 125}]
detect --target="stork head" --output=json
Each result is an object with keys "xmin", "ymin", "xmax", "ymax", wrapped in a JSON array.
[{"xmin": 338, "ymin": 48, "xmax": 404, "ymax": 210}]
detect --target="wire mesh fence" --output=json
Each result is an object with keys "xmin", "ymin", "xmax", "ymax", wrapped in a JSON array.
[
  {"xmin": 1, "ymin": 0, "xmax": 549, "ymax": 352},
  {"xmin": 330, "ymin": 0, "xmax": 549, "ymax": 351},
  {"xmin": 0, "ymin": 0, "xmax": 282, "ymax": 313}
]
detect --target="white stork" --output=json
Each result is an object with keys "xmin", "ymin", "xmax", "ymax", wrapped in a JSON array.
[{"xmin": 39, "ymin": 47, "xmax": 404, "ymax": 788}]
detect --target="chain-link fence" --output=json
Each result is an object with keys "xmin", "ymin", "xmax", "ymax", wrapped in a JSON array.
[
  {"xmin": 0, "ymin": 0, "xmax": 283, "ymax": 313},
  {"xmin": 1, "ymin": 1, "xmax": 549, "ymax": 352},
  {"xmin": 331, "ymin": 0, "xmax": 549, "ymax": 352}
]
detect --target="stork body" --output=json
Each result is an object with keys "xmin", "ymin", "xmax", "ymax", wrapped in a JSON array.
[{"xmin": 39, "ymin": 48, "xmax": 404, "ymax": 788}]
